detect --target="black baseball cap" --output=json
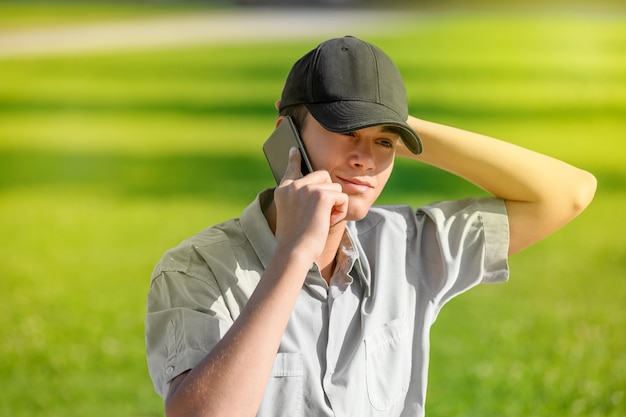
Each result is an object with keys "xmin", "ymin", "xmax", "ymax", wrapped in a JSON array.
[{"xmin": 279, "ymin": 36, "xmax": 422, "ymax": 154}]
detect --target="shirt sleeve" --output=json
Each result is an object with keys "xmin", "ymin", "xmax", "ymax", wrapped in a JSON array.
[
  {"xmin": 415, "ymin": 197, "xmax": 509, "ymax": 312},
  {"xmin": 145, "ymin": 266, "xmax": 234, "ymax": 398}
]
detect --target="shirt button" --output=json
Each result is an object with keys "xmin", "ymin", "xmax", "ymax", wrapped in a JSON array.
[{"xmin": 165, "ymin": 366, "xmax": 174, "ymax": 375}]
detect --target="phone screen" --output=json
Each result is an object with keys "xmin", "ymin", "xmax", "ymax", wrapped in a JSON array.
[{"xmin": 262, "ymin": 116, "xmax": 313, "ymax": 184}]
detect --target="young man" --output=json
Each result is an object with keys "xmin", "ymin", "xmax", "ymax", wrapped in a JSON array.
[{"xmin": 145, "ymin": 36, "xmax": 596, "ymax": 417}]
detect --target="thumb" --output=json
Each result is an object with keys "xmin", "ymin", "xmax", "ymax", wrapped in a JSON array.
[{"xmin": 280, "ymin": 147, "xmax": 303, "ymax": 184}]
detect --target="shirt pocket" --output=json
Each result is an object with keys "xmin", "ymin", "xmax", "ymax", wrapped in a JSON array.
[
  {"xmin": 364, "ymin": 316, "xmax": 411, "ymax": 411},
  {"xmin": 257, "ymin": 352, "xmax": 304, "ymax": 417}
]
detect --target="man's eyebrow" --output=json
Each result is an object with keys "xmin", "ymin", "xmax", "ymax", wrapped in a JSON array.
[{"xmin": 381, "ymin": 126, "xmax": 402, "ymax": 136}]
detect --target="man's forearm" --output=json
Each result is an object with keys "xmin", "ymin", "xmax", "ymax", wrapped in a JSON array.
[{"xmin": 164, "ymin": 249, "xmax": 312, "ymax": 417}]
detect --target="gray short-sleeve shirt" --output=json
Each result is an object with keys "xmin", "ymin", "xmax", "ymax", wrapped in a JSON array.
[{"xmin": 145, "ymin": 189, "xmax": 509, "ymax": 416}]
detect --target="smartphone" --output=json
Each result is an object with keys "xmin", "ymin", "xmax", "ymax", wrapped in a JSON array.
[{"xmin": 263, "ymin": 116, "xmax": 313, "ymax": 184}]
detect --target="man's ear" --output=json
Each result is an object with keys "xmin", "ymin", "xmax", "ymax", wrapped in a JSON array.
[
  {"xmin": 275, "ymin": 115, "xmax": 286, "ymax": 128},
  {"xmin": 274, "ymin": 99, "xmax": 281, "ymax": 110}
]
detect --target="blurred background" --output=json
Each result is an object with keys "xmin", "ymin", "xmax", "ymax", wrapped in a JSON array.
[{"xmin": 1, "ymin": 1, "xmax": 624, "ymax": 416}]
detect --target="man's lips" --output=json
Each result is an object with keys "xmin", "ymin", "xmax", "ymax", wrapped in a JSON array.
[{"xmin": 337, "ymin": 176, "xmax": 374, "ymax": 193}]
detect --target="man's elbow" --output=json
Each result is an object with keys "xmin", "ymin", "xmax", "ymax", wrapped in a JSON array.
[{"xmin": 570, "ymin": 170, "xmax": 597, "ymax": 217}]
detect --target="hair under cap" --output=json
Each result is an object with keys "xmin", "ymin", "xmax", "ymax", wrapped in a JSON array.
[{"xmin": 279, "ymin": 36, "xmax": 422, "ymax": 154}]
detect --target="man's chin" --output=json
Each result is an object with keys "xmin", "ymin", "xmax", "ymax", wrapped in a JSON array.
[{"xmin": 345, "ymin": 201, "xmax": 373, "ymax": 222}]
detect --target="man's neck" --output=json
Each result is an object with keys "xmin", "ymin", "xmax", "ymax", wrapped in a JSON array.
[{"xmin": 317, "ymin": 220, "xmax": 347, "ymax": 284}]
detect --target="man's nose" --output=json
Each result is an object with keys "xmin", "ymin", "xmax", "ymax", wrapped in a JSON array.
[{"xmin": 349, "ymin": 142, "xmax": 375, "ymax": 170}]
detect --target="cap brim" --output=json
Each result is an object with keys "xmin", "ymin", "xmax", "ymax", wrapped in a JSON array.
[{"xmin": 305, "ymin": 101, "xmax": 423, "ymax": 154}]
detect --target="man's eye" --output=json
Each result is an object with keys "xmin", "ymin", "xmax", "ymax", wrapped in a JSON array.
[{"xmin": 377, "ymin": 140, "xmax": 394, "ymax": 148}]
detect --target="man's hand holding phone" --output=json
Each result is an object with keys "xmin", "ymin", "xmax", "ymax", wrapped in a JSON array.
[{"xmin": 273, "ymin": 147, "xmax": 349, "ymax": 262}]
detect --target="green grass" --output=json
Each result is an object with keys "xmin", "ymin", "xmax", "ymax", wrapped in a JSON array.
[{"xmin": 1, "ymin": 5, "xmax": 625, "ymax": 417}]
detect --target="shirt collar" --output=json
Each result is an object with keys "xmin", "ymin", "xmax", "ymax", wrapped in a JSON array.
[
  {"xmin": 240, "ymin": 188, "xmax": 277, "ymax": 270},
  {"xmin": 345, "ymin": 223, "xmax": 372, "ymax": 297}
]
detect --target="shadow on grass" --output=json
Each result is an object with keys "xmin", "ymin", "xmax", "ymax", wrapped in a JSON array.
[
  {"xmin": 0, "ymin": 150, "xmax": 272, "ymax": 205},
  {"xmin": 1, "ymin": 149, "xmax": 622, "ymax": 205},
  {"xmin": 1, "ymin": 99, "xmax": 623, "ymax": 120}
]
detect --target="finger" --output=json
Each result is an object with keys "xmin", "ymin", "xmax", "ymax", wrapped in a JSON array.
[
  {"xmin": 280, "ymin": 147, "xmax": 302, "ymax": 184},
  {"xmin": 329, "ymin": 192, "xmax": 350, "ymax": 226}
]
